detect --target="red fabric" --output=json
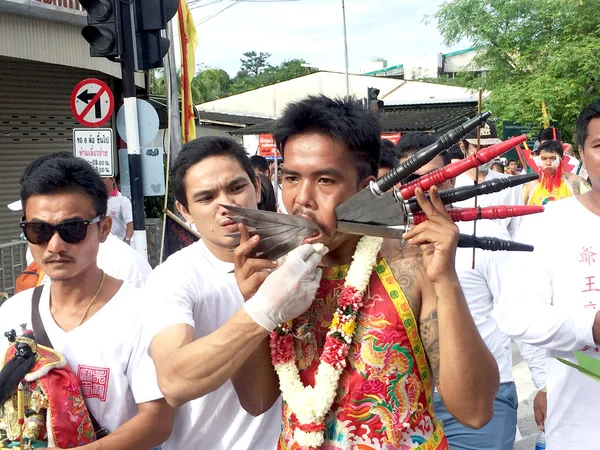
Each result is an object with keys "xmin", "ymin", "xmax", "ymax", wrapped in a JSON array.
[
  {"xmin": 280, "ymin": 266, "xmax": 446, "ymax": 449},
  {"xmin": 540, "ymin": 164, "xmax": 564, "ymax": 193},
  {"xmin": 39, "ymin": 367, "xmax": 95, "ymax": 447},
  {"xmin": 2, "ymin": 345, "xmax": 95, "ymax": 447}
]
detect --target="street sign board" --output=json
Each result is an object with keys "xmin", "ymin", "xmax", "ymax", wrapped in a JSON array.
[
  {"xmin": 73, "ymin": 128, "xmax": 114, "ymax": 177},
  {"xmin": 141, "ymin": 146, "xmax": 166, "ymax": 196},
  {"xmin": 71, "ymin": 78, "xmax": 115, "ymax": 128},
  {"xmin": 258, "ymin": 134, "xmax": 281, "ymax": 159},
  {"xmin": 116, "ymin": 99, "xmax": 160, "ymax": 146},
  {"xmin": 381, "ymin": 133, "xmax": 402, "ymax": 145}
]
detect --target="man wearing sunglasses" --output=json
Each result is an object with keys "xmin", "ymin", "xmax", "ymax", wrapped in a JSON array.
[
  {"xmin": 7, "ymin": 152, "xmax": 151, "ymax": 290},
  {"xmin": 0, "ymin": 155, "xmax": 173, "ymax": 449}
]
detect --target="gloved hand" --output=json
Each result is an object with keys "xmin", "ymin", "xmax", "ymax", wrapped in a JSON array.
[{"xmin": 244, "ymin": 243, "xmax": 328, "ymax": 331}]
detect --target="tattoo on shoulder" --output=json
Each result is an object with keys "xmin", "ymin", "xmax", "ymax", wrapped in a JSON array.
[
  {"xmin": 385, "ymin": 242, "xmax": 423, "ymax": 317},
  {"xmin": 420, "ymin": 307, "xmax": 440, "ymax": 386}
]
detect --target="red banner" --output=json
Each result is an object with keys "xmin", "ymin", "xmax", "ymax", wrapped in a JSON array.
[
  {"xmin": 258, "ymin": 134, "xmax": 281, "ymax": 158},
  {"xmin": 381, "ymin": 133, "xmax": 402, "ymax": 145}
]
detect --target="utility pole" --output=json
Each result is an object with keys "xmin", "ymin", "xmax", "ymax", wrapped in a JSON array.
[
  {"xmin": 341, "ymin": 0, "xmax": 350, "ymax": 99},
  {"xmin": 119, "ymin": 0, "xmax": 146, "ymax": 257},
  {"xmin": 80, "ymin": 0, "xmax": 178, "ymax": 259}
]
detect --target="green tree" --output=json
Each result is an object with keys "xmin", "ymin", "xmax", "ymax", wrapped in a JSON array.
[
  {"xmin": 240, "ymin": 51, "xmax": 272, "ymax": 77},
  {"xmin": 191, "ymin": 68, "xmax": 231, "ymax": 103},
  {"xmin": 150, "ymin": 69, "xmax": 167, "ymax": 96},
  {"xmin": 228, "ymin": 55, "xmax": 308, "ymax": 95},
  {"xmin": 435, "ymin": 0, "xmax": 600, "ymax": 140},
  {"xmin": 151, "ymin": 53, "xmax": 309, "ymax": 103}
]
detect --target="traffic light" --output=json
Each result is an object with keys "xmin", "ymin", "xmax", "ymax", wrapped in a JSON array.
[
  {"xmin": 368, "ymin": 87, "xmax": 384, "ymax": 112},
  {"xmin": 80, "ymin": 0, "xmax": 122, "ymax": 58},
  {"xmin": 134, "ymin": 0, "xmax": 180, "ymax": 70}
]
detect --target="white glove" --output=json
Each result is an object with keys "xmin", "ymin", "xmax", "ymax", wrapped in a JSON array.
[{"xmin": 244, "ymin": 243, "xmax": 328, "ymax": 331}]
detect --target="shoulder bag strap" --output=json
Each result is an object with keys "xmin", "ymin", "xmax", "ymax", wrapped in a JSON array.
[{"xmin": 30, "ymin": 284, "xmax": 109, "ymax": 439}]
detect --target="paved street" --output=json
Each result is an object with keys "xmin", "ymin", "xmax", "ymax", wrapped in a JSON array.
[{"xmin": 512, "ymin": 344, "xmax": 539, "ymax": 450}]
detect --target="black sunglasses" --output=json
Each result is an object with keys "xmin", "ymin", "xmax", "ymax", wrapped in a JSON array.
[{"xmin": 20, "ymin": 215, "xmax": 104, "ymax": 245}]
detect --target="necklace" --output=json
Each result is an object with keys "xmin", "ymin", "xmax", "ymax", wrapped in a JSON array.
[
  {"xmin": 78, "ymin": 271, "xmax": 106, "ymax": 326},
  {"xmin": 269, "ymin": 236, "xmax": 383, "ymax": 449}
]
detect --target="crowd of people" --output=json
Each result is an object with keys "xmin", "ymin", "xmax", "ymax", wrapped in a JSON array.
[{"xmin": 0, "ymin": 94, "xmax": 598, "ymax": 450}]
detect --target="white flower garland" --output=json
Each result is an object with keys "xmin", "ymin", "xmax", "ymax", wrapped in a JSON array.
[{"xmin": 271, "ymin": 236, "xmax": 383, "ymax": 448}]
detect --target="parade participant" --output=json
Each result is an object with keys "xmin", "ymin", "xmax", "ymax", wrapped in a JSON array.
[
  {"xmin": 250, "ymin": 155, "xmax": 271, "ymax": 179},
  {"xmin": 377, "ymin": 139, "xmax": 398, "ymax": 178},
  {"xmin": 496, "ymin": 99, "xmax": 600, "ymax": 449},
  {"xmin": 248, "ymin": 95, "xmax": 498, "ymax": 449},
  {"xmin": 537, "ymin": 126, "xmax": 561, "ymax": 147},
  {"xmin": 397, "ymin": 140, "xmax": 520, "ymax": 450},
  {"xmin": 506, "ymin": 159, "xmax": 519, "ymax": 175},
  {"xmin": 250, "ymin": 156, "xmax": 277, "ymax": 212},
  {"xmin": 454, "ymin": 121, "xmax": 524, "ymax": 238},
  {"xmin": 144, "ymin": 136, "xmax": 326, "ymax": 450},
  {"xmin": 522, "ymin": 140, "xmax": 590, "ymax": 206},
  {"xmin": 102, "ymin": 176, "xmax": 134, "ymax": 246},
  {"xmin": 0, "ymin": 156, "xmax": 173, "ymax": 449},
  {"xmin": 0, "ymin": 327, "xmax": 95, "ymax": 448},
  {"xmin": 257, "ymin": 172, "xmax": 277, "ymax": 212},
  {"xmin": 491, "ymin": 160, "xmax": 505, "ymax": 174},
  {"xmin": 8, "ymin": 153, "xmax": 152, "ymax": 290}
]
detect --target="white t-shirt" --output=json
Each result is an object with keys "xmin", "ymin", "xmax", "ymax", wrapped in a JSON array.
[
  {"xmin": 107, "ymin": 192, "xmax": 133, "ymax": 241},
  {"xmin": 30, "ymin": 234, "xmax": 152, "ymax": 288},
  {"xmin": 0, "ymin": 282, "xmax": 162, "ymax": 433},
  {"xmin": 453, "ymin": 169, "xmax": 524, "ymax": 238},
  {"xmin": 97, "ymin": 234, "xmax": 152, "ymax": 288},
  {"xmin": 455, "ymin": 219, "xmax": 514, "ymax": 384},
  {"xmin": 143, "ymin": 240, "xmax": 281, "ymax": 450},
  {"xmin": 496, "ymin": 196, "xmax": 600, "ymax": 449}
]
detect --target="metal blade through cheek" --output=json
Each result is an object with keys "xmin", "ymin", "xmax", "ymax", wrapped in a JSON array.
[
  {"xmin": 258, "ymin": 233, "xmax": 310, "ymax": 261},
  {"xmin": 253, "ymin": 228, "xmax": 307, "ymax": 254},
  {"xmin": 226, "ymin": 225, "xmax": 296, "ymax": 239},
  {"xmin": 336, "ymin": 221, "xmax": 407, "ymax": 239},
  {"xmin": 334, "ymin": 188, "xmax": 378, "ymax": 222},
  {"xmin": 222, "ymin": 204, "xmax": 319, "ymax": 230}
]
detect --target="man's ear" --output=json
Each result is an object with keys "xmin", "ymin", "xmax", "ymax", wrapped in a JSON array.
[
  {"xmin": 176, "ymin": 200, "xmax": 194, "ymax": 225},
  {"xmin": 359, "ymin": 175, "xmax": 376, "ymax": 190},
  {"xmin": 579, "ymin": 145, "xmax": 586, "ymax": 161},
  {"xmin": 99, "ymin": 216, "xmax": 112, "ymax": 243},
  {"xmin": 255, "ymin": 174, "xmax": 262, "ymax": 203}
]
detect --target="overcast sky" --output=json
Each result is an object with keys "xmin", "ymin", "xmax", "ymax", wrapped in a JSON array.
[{"xmin": 186, "ymin": 0, "xmax": 470, "ymax": 76}]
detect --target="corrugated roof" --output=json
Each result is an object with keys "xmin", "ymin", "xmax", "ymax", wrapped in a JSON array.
[
  {"xmin": 197, "ymin": 111, "xmax": 269, "ymax": 126},
  {"xmin": 381, "ymin": 102, "xmax": 477, "ymax": 132},
  {"xmin": 230, "ymin": 102, "xmax": 477, "ymax": 135}
]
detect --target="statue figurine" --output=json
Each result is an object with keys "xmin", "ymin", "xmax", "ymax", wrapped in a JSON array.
[{"xmin": 0, "ymin": 327, "xmax": 95, "ymax": 449}]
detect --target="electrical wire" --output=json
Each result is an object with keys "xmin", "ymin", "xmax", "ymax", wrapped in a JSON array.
[{"xmin": 194, "ymin": 0, "xmax": 244, "ymax": 25}]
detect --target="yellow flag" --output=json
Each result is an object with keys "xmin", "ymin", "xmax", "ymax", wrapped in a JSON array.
[
  {"xmin": 178, "ymin": 0, "xmax": 198, "ymax": 143},
  {"xmin": 541, "ymin": 101, "xmax": 550, "ymax": 129}
]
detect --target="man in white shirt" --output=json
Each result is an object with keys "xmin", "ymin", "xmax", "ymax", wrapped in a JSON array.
[
  {"xmin": 454, "ymin": 121, "xmax": 525, "ymax": 238},
  {"xmin": 144, "ymin": 136, "xmax": 325, "ymax": 450},
  {"xmin": 496, "ymin": 99, "xmax": 600, "ymax": 449},
  {"xmin": 396, "ymin": 135, "xmax": 520, "ymax": 449},
  {"xmin": 103, "ymin": 176, "xmax": 134, "ymax": 246},
  {"xmin": 0, "ymin": 155, "xmax": 173, "ymax": 449},
  {"xmin": 8, "ymin": 152, "xmax": 152, "ymax": 288}
]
